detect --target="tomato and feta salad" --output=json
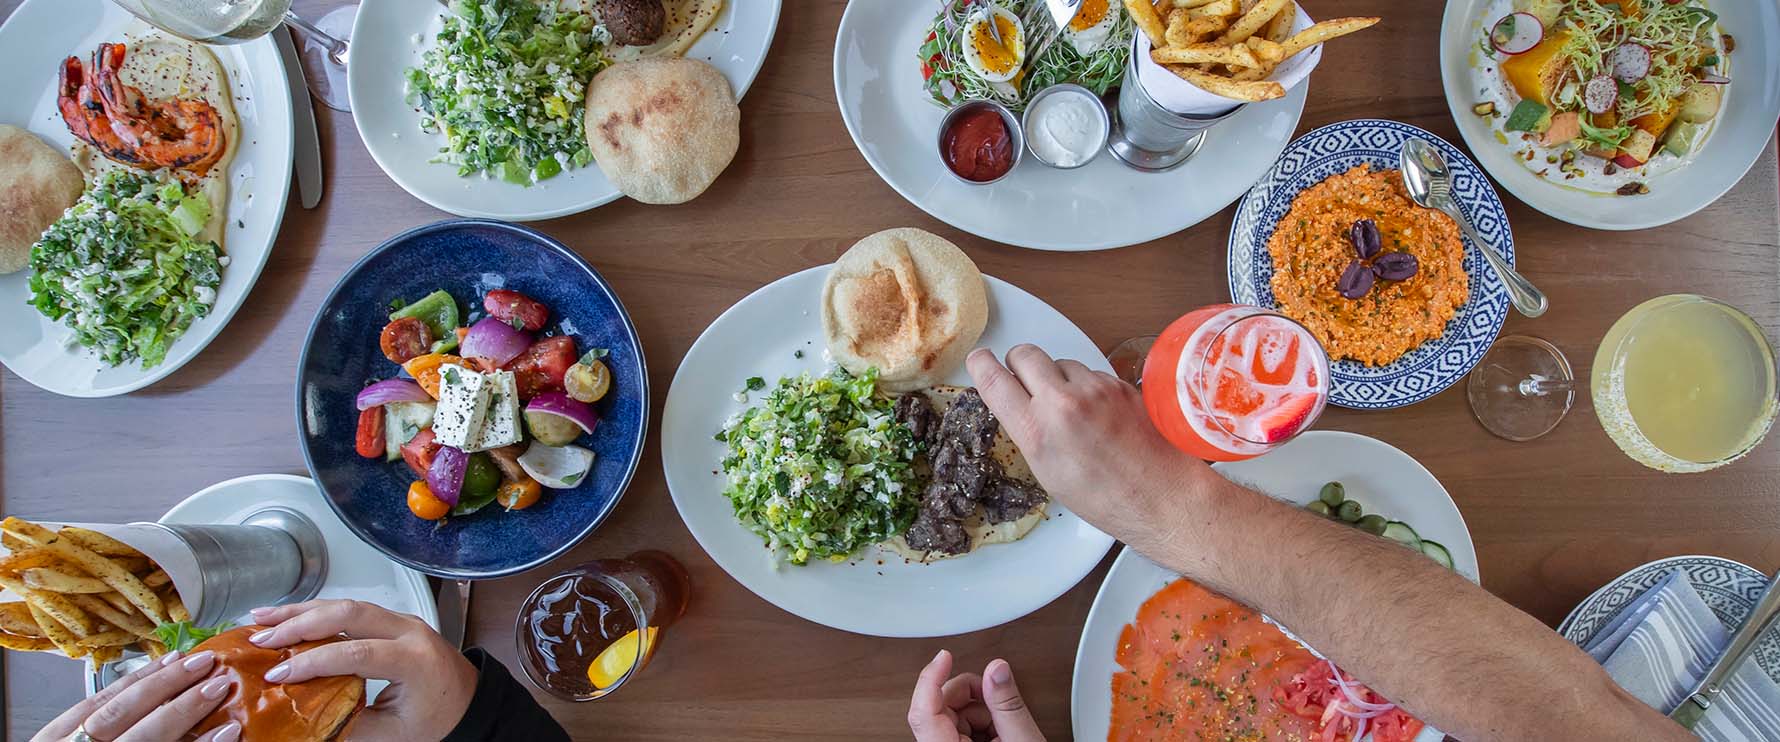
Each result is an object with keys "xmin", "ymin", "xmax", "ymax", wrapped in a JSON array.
[{"xmin": 352, "ymin": 287, "xmax": 616, "ymax": 521}]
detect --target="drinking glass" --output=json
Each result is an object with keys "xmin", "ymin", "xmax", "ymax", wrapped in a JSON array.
[
  {"xmin": 1467, "ymin": 294, "xmax": 1777, "ymax": 473},
  {"xmin": 1109, "ymin": 304, "xmax": 1330, "ymax": 461},
  {"xmin": 515, "ymin": 551, "xmax": 691, "ymax": 701},
  {"xmin": 108, "ymin": 0, "xmax": 356, "ymax": 111}
]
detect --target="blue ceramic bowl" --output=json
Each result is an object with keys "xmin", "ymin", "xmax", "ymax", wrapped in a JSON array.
[{"xmin": 297, "ymin": 220, "xmax": 648, "ymax": 579}]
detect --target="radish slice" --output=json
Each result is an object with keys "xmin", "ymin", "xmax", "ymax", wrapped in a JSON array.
[
  {"xmin": 1489, "ymin": 12, "xmax": 1543, "ymax": 55},
  {"xmin": 1698, "ymin": 71, "xmax": 1730, "ymax": 85},
  {"xmin": 1584, "ymin": 75, "xmax": 1618, "ymax": 114},
  {"xmin": 1608, "ymin": 43, "xmax": 1651, "ymax": 83}
]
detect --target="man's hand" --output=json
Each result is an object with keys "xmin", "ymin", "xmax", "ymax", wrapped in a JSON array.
[
  {"xmin": 966, "ymin": 345, "xmax": 1203, "ymax": 543},
  {"xmin": 908, "ymin": 650, "xmax": 1045, "ymax": 742}
]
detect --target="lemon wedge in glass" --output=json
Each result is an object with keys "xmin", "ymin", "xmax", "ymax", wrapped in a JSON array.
[{"xmin": 587, "ymin": 627, "xmax": 656, "ymax": 690}]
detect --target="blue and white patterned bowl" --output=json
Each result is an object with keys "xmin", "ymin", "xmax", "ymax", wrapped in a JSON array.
[
  {"xmin": 1227, "ymin": 119, "xmax": 1513, "ymax": 409},
  {"xmin": 1558, "ymin": 555, "xmax": 1780, "ymax": 683},
  {"xmin": 296, "ymin": 220, "xmax": 649, "ymax": 580}
]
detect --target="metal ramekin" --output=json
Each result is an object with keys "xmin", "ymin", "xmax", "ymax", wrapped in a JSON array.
[
  {"xmin": 936, "ymin": 99, "xmax": 1024, "ymax": 185},
  {"xmin": 1021, "ymin": 84, "xmax": 1111, "ymax": 169}
]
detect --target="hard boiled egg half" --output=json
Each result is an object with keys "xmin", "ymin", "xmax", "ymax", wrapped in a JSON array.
[
  {"xmin": 961, "ymin": 5, "xmax": 1025, "ymax": 83},
  {"xmin": 1065, "ymin": 0, "xmax": 1121, "ymax": 57}
]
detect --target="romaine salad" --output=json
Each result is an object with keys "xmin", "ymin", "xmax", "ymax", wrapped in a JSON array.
[
  {"xmin": 717, "ymin": 368, "xmax": 922, "ymax": 565},
  {"xmin": 354, "ymin": 286, "xmax": 615, "ymax": 522},
  {"xmin": 406, "ymin": 0, "xmax": 609, "ymax": 185},
  {"xmin": 919, "ymin": 0, "xmax": 1134, "ymax": 110},
  {"xmin": 28, "ymin": 171, "xmax": 224, "ymax": 369}
]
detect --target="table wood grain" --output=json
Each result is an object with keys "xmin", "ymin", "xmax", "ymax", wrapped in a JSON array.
[{"xmin": 4, "ymin": 1, "xmax": 1778, "ymax": 738}]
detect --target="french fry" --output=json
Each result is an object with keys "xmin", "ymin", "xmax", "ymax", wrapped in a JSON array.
[
  {"xmin": 1153, "ymin": 42, "xmax": 1261, "ymax": 68},
  {"xmin": 167, "ymin": 592, "xmax": 190, "ymax": 623},
  {"xmin": 1162, "ymin": 65, "xmax": 1286, "ymax": 100},
  {"xmin": 0, "ymin": 603, "xmax": 44, "ymax": 637},
  {"xmin": 143, "ymin": 569, "xmax": 171, "ymax": 589},
  {"xmin": 60, "ymin": 527, "xmax": 144, "ymax": 559},
  {"xmin": 1217, "ymin": 0, "xmax": 1290, "ymax": 44},
  {"xmin": 23, "ymin": 567, "xmax": 111, "ymax": 594},
  {"xmin": 1187, "ymin": 0, "xmax": 1239, "ymax": 19},
  {"xmin": 0, "ymin": 548, "xmax": 60, "ymax": 574},
  {"xmin": 1172, "ymin": 0, "xmax": 1224, "ymax": 8},
  {"xmin": 28, "ymin": 603, "xmax": 85, "ymax": 659},
  {"xmin": 1125, "ymin": 0, "xmax": 1169, "ymax": 46},
  {"xmin": 77, "ymin": 630, "xmax": 137, "ymax": 648},
  {"xmin": 95, "ymin": 590, "xmax": 133, "ymax": 615},
  {"xmin": 88, "ymin": 645, "xmax": 123, "ymax": 665},
  {"xmin": 0, "ymin": 632, "xmax": 54, "ymax": 651},
  {"xmin": 2, "ymin": 518, "xmax": 164, "ymax": 623},
  {"xmin": 69, "ymin": 594, "xmax": 157, "ymax": 640},
  {"xmin": 1185, "ymin": 16, "xmax": 1227, "ymax": 38},
  {"xmin": 0, "ymin": 575, "xmax": 94, "ymax": 637},
  {"xmin": 141, "ymin": 638, "xmax": 168, "ymax": 660},
  {"xmin": 1265, "ymin": 1, "xmax": 1297, "ymax": 43},
  {"xmin": 1246, "ymin": 37, "xmax": 1287, "ymax": 64},
  {"xmin": 1165, "ymin": 9, "xmax": 1194, "ymax": 46},
  {"xmin": 1278, "ymin": 17, "xmax": 1381, "ymax": 58}
]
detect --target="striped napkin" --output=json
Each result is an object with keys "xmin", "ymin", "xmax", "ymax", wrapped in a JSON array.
[{"xmin": 1583, "ymin": 569, "xmax": 1780, "ymax": 741}]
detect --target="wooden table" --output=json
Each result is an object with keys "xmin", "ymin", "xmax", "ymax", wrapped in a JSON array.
[{"xmin": 5, "ymin": 1, "xmax": 1778, "ymax": 738}]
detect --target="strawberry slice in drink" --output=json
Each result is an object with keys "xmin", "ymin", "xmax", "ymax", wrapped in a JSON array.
[{"xmin": 1256, "ymin": 392, "xmax": 1319, "ymax": 444}]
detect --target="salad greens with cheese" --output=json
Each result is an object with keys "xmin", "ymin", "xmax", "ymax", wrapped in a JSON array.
[
  {"xmin": 28, "ymin": 171, "xmax": 224, "ymax": 369},
  {"xmin": 717, "ymin": 368, "xmax": 922, "ymax": 565},
  {"xmin": 406, "ymin": 0, "xmax": 608, "ymax": 185}
]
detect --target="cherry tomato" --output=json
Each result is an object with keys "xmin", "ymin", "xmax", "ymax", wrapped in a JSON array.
[
  {"xmin": 564, "ymin": 359, "xmax": 611, "ymax": 403},
  {"xmin": 406, "ymin": 481, "xmax": 450, "ymax": 520},
  {"xmin": 483, "ymin": 290, "xmax": 549, "ymax": 332},
  {"xmin": 486, "ymin": 444, "xmax": 529, "ymax": 482},
  {"xmin": 354, "ymin": 407, "xmax": 384, "ymax": 459},
  {"xmin": 504, "ymin": 336, "xmax": 577, "ymax": 399},
  {"xmin": 496, "ymin": 478, "xmax": 543, "ymax": 511},
  {"xmin": 379, "ymin": 317, "xmax": 434, "ymax": 364},
  {"xmin": 400, "ymin": 428, "xmax": 441, "ymax": 478},
  {"xmin": 402, "ymin": 353, "xmax": 464, "ymax": 399}
]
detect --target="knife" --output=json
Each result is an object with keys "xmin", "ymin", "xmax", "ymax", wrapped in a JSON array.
[
  {"xmin": 274, "ymin": 26, "xmax": 325, "ymax": 209},
  {"xmin": 1669, "ymin": 572, "xmax": 1780, "ymax": 729},
  {"xmin": 438, "ymin": 579, "xmax": 472, "ymax": 650}
]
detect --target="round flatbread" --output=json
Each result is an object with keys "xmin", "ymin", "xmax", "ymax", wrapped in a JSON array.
[
  {"xmin": 583, "ymin": 57, "xmax": 739, "ymax": 204},
  {"xmin": 606, "ymin": 0, "xmax": 724, "ymax": 60},
  {"xmin": 822, "ymin": 228, "xmax": 988, "ymax": 393},
  {"xmin": 0, "ymin": 125, "xmax": 84, "ymax": 274}
]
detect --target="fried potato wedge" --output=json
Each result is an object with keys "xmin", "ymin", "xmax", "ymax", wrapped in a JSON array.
[{"xmin": 1162, "ymin": 65, "xmax": 1286, "ymax": 100}]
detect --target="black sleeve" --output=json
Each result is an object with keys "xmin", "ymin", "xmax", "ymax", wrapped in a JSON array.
[{"xmin": 441, "ymin": 648, "xmax": 570, "ymax": 742}]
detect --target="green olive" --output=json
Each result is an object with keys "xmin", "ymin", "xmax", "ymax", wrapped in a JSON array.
[
  {"xmin": 1306, "ymin": 500, "xmax": 1333, "ymax": 517},
  {"xmin": 1337, "ymin": 499, "xmax": 1363, "ymax": 523},
  {"xmin": 1318, "ymin": 482, "xmax": 1346, "ymax": 507}
]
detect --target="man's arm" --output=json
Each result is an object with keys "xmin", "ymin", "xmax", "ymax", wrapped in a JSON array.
[{"xmin": 965, "ymin": 346, "xmax": 1688, "ymax": 742}]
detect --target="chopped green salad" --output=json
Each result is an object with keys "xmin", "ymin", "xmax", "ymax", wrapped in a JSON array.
[
  {"xmin": 717, "ymin": 368, "xmax": 921, "ymax": 565},
  {"xmin": 28, "ymin": 171, "xmax": 224, "ymax": 369},
  {"xmin": 406, "ymin": 0, "xmax": 608, "ymax": 185}
]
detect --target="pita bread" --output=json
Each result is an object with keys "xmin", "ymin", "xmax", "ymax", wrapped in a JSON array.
[
  {"xmin": 583, "ymin": 57, "xmax": 739, "ymax": 204},
  {"xmin": 823, "ymin": 228, "xmax": 988, "ymax": 393},
  {"xmin": 0, "ymin": 126, "xmax": 84, "ymax": 274}
]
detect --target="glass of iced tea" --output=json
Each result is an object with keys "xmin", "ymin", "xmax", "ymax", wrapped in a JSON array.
[
  {"xmin": 1110, "ymin": 304, "xmax": 1329, "ymax": 461},
  {"xmin": 515, "ymin": 550, "xmax": 690, "ymax": 701}
]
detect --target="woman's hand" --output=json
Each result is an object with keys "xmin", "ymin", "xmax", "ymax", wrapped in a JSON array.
[
  {"xmin": 966, "ymin": 346, "xmax": 1205, "ymax": 545},
  {"xmin": 35, "ymin": 649, "xmax": 239, "ymax": 742},
  {"xmin": 907, "ymin": 650, "xmax": 1045, "ymax": 742},
  {"xmin": 247, "ymin": 599, "xmax": 479, "ymax": 742}
]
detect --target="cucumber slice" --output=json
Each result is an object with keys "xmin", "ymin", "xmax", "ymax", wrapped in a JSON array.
[
  {"xmin": 1381, "ymin": 521, "xmax": 1421, "ymax": 548},
  {"xmin": 1420, "ymin": 540, "xmax": 1455, "ymax": 570},
  {"xmin": 383, "ymin": 401, "xmax": 437, "ymax": 460}
]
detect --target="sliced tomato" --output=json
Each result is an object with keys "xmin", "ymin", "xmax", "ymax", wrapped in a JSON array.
[
  {"xmin": 483, "ymin": 289, "xmax": 550, "ymax": 332},
  {"xmin": 399, "ymin": 428, "xmax": 442, "ymax": 478},
  {"xmin": 379, "ymin": 316, "xmax": 433, "ymax": 364},
  {"xmin": 1611, "ymin": 152, "xmax": 1647, "ymax": 169},
  {"xmin": 354, "ymin": 407, "xmax": 384, "ymax": 459},
  {"xmin": 504, "ymin": 336, "xmax": 577, "ymax": 399},
  {"xmin": 1370, "ymin": 711, "xmax": 1425, "ymax": 742}
]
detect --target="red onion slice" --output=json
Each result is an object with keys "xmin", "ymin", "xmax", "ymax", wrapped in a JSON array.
[
  {"xmin": 356, "ymin": 379, "xmax": 431, "ymax": 411},
  {"xmin": 524, "ymin": 392, "xmax": 600, "ymax": 435},
  {"xmin": 460, "ymin": 317, "xmax": 533, "ymax": 367},
  {"xmin": 427, "ymin": 446, "xmax": 468, "ymax": 506}
]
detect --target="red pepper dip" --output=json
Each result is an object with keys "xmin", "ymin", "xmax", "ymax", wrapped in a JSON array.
[{"xmin": 942, "ymin": 106, "xmax": 1014, "ymax": 182}]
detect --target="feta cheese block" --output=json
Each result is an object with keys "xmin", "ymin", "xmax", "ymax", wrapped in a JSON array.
[
  {"xmin": 464, "ymin": 370, "xmax": 521, "ymax": 452},
  {"xmin": 432, "ymin": 363, "xmax": 491, "ymax": 449}
]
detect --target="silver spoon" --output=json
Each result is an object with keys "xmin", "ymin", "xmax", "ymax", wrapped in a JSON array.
[{"xmin": 1400, "ymin": 138, "xmax": 1548, "ymax": 319}]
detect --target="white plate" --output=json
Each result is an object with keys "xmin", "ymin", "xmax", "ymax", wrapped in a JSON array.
[
  {"xmin": 0, "ymin": 0, "xmax": 294, "ymax": 397},
  {"xmin": 661, "ymin": 265, "xmax": 1116, "ymax": 637},
  {"xmin": 1439, "ymin": 0, "xmax": 1780, "ymax": 230},
  {"xmin": 1069, "ymin": 431, "xmax": 1475, "ymax": 741},
  {"xmin": 832, "ymin": 2, "xmax": 1306, "ymax": 252},
  {"xmin": 86, "ymin": 474, "xmax": 437, "ymax": 699},
  {"xmin": 350, "ymin": 0, "xmax": 781, "ymax": 221}
]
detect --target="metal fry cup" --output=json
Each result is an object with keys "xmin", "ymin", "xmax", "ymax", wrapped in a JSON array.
[{"xmin": 1108, "ymin": 35, "xmax": 1247, "ymax": 172}]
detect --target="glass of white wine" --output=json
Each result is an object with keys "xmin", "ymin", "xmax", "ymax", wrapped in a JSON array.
[
  {"xmin": 109, "ymin": 0, "xmax": 356, "ymax": 111},
  {"xmin": 1467, "ymin": 294, "xmax": 1778, "ymax": 473}
]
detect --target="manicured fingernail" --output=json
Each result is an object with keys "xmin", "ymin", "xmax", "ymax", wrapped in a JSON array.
[
  {"xmin": 183, "ymin": 651, "xmax": 214, "ymax": 672},
  {"xmin": 990, "ymin": 661, "xmax": 1012, "ymax": 685},
  {"xmin": 213, "ymin": 722, "xmax": 242, "ymax": 742},
  {"xmin": 201, "ymin": 677, "xmax": 231, "ymax": 699},
  {"xmin": 249, "ymin": 607, "xmax": 274, "ymax": 618},
  {"xmin": 248, "ymin": 628, "xmax": 275, "ymax": 645},
  {"xmin": 264, "ymin": 662, "xmax": 290, "ymax": 682},
  {"xmin": 931, "ymin": 649, "xmax": 946, "ymax": 664},
  {"xmin": 160, "ymin": 650, "xmax": 183, "ymax": 666}
]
